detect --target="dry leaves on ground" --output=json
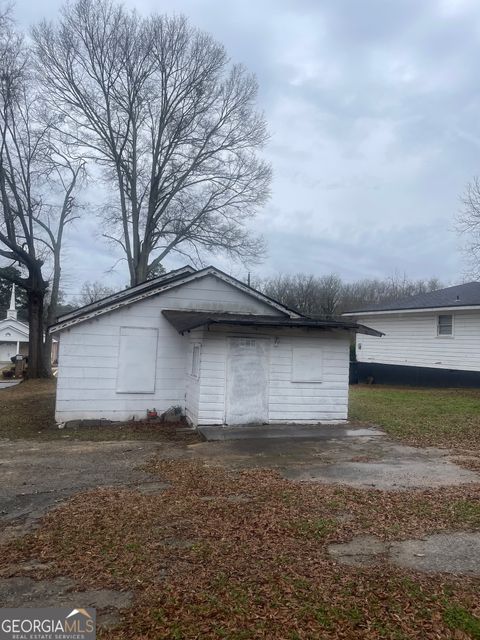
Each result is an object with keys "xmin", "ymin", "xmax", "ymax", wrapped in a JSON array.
[{"xmin": 2, "ymin": 459, "xmax": 480, "ymax": 639}]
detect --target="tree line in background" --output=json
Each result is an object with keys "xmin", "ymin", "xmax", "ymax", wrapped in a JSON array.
[
  {"xmin": 0, "ymin": 270, "xmax": 446, "ymax": 321},
  {"xmin": 257, "ymin": 273, "xmax": 444, "ymax": 317}
]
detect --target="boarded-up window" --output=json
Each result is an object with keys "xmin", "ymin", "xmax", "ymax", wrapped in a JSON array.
[
  {"xmin": 191, "ymin": 343, "xmax": 201, "ymax": 378},
  {"xmin": 291, "ymin": 346, "xmax": 323, "ymax": 382},
  {"xmin": 116, "ymin": 327, "xmax": 158, "ymax": 393}
]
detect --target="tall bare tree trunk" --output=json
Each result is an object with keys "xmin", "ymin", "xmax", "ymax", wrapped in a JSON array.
[{"xmin": 27, "ymin": 269, "xmax": 49, "ymax": 379}]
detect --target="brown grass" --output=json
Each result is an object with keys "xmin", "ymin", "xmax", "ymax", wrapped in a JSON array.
[
  {"xmin": 2, "ymin": 461, "xmax": 480, "ymax": 639},
  {"xmin": 0, "ymin": 379, "xmax": 199, "ymax": 443}
]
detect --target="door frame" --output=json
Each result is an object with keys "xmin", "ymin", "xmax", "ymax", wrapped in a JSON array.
[{"xmin": 223, "ymin": 334, "xmax": 272, "ymax": 425}]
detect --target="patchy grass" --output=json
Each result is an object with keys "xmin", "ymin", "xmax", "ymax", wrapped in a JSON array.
[
  {"xmin": 0, "ymin": 379, "xmax": 199, "ymax": 443},
  {"xmin": 2, "ymin": 461, "xmax": 480, "ymax": 639},
  {"xmin": 443, "ymin": 605, "xmax": 480, "ymax": 639},
  {"xmin": 349, "ymin": 385, "xmax": 480, "ymax": 452},
  {"xmin": 0, "ymin": 379, "xmax": 56, "ymax": 439}
]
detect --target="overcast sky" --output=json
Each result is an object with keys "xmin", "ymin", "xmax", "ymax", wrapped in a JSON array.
[{"xmin": 13, "ymin": 0, "xmax": 480, "ymax": 294}]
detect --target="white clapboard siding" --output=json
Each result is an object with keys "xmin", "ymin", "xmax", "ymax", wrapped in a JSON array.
[
  {"xmin": 55, "ymin": 274, "xmax": 282, "ymax": 422},
  {"xmin": 193, "ymin": 330, "xmax": 350, "ymax": 425},
  {"xmin": 355, "ymin": 310, "xmax": 480, "ymax": 371},
  {"xmin": 268, "ymin": 333, "xmax": 349, "ymax": 423},
  {"xmin": 185, "ymin": 331, "xmax": 203, "ymax": 425}
]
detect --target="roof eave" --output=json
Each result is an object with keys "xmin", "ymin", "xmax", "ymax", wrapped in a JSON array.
[{"xmin": 344, "ymin": 304, "xmax": 480, "ymax": 316}]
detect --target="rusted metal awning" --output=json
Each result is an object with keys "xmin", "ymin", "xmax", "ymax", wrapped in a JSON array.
[{"xmin": 162, "ymin": 310, "xmax": 383, "ymax": 336}]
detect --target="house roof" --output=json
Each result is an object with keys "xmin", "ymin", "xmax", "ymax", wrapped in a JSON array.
[
  {"xmin": 0, "ymin": 317, "xmax": 29, "ymax": 338},
  {"xmin": 50, "ymin": 265, "xmax": 303, "ymax": 334},
  {"xmin": 344, "ymin": 282, "xmax": 480, "ymax": 315},
  {"xmin": 162, "ymin": 310, "xmax": 383, "ymax": 336}
]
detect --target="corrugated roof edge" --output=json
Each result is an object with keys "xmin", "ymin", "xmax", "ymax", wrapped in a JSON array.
[{"xmin": 162, "ymin": 310, "xmax": 383, "ymax": 337}]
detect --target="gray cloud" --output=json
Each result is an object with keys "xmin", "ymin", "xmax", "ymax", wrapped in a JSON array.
[{"xmin": 14, "ymin": 0, "xmax": 480, "ymax": 292}]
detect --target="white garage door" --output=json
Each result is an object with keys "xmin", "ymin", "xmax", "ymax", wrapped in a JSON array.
[{"xmin": 225, "ymin": 337, "xmax": 269, "ymax": 425}]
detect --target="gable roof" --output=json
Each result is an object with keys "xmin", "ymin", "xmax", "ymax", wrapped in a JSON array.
[
  {"xmin": 162, "ymin": 310, "xmax": 383, "ymax": 336},
  {"xmin": 0, "ymin": 317, "xmax": 29, "ymax": 338},
  {"xmin": 50, "ymin": 265, "xmax": 302, "ymax": 334},
  {"xmin": 345, "ymin": 282, "xmax": 480, "ymax": 315}
]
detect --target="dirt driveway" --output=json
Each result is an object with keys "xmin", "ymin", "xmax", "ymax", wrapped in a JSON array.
[
  {"xmin": 1, "ymin": 424, "xmax": 478, "ymax": 537},
  {"xmin": 1, "ymin": 425, "xmax": 480, "ymax": 637},
  {"xmin": 0, "ymin": 439, "xmax": 169, "ymax": 539}
]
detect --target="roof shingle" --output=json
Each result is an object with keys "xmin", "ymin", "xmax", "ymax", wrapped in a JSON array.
[{"xmin": 346, "ymin": 282, "xmax": 480, "ymax": 313}]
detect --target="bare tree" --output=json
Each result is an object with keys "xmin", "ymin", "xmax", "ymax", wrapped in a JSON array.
[
  {"xmin": 261, "ymin": 273, "xmax": 342, "ymax": 317},
  {"xmin": 40, "ymin": 153, "xmax": 85, "ymax": 370},
  {"xmin": 33, "ymin": 0, "xmax": 271, "ymax": 286},
  {"xmin": 77, "ymin": 280, "xmax": 116, "ymax": 305},
  {"xmin": 458, "ymin": 177, "xmax": 480, "ymax": 278},
  {"xmin": 260, "ymin": 272, "xmax": 444, "ymax": 317},
  {"xmin": 0, "ymin": 10, "xmax": 83, "ymax": 376}
]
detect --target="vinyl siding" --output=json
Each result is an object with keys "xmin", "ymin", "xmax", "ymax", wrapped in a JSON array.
[
  {"xmin": 194, "ymin": 329, "xmax": 350, "ymax": 425},
  {"xmin": 55, "ymin": 275, "xmax": 282, "ymax": 422},
  {"xmin": 355, "ymin": 310, "xmax": 480, "ymax": 371},
  {"xmin": 267, "ymin": 333, "xmax": 350, "ymax": 423},
  {"xmin": 185, "ymin": 330, "xmax": 203, "ymax": 425}
]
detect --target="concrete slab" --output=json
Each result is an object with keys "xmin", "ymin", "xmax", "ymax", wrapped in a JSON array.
[
  {"xmin": 329, "ymin": 532, "xmax": 480, "ymax": 576},
  {"xmin": 185, "ymin": 437, "xmax": 480, "ymax": 490},
  {"xmin": 390, "ymin": 532, "xmax": 480, "ymax": 575},
  {"xmin": 285, "ymin": 458, "xmax": 479, "ymax": 489},
  {"xmin": 198, "ymin": 424, "xmax": 385, "ymax": 441}
]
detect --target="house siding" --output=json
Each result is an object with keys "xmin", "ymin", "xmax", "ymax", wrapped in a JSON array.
[
  {"xmin": 55, "ymin": 275, "xmax": 282, "ymax": 422},
  {"xmin": 354, "ymin": 310, "xmax": 480, "ymax": 371},
  {"xmin": 193, "ymin": 329, "xmax": 350, "ymax": 425},
  {"xmin": 268, "ymin": 332, "xmax": 350, "ymax": 423}
]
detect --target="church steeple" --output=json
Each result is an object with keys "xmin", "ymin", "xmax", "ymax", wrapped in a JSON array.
[{"xmin": 6, "ymin": 284, "xmax": 17, "ymax": 320}]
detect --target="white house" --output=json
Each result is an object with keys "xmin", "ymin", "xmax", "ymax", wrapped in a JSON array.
[
  {"xmin": 50, "ymin": 265, "xmax": 379, "ymax": 427},
  {"xmin": 345, "ymin": 281, "xmax": 480, "ymax": 387},
  {"xmin": 0, "ymin": 285, "xmax": 29, "ymax": 366}
]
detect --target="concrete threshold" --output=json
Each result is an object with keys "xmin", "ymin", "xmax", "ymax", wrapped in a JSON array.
[{"xmin": 198, "ymin": 424, "xmax": 385, "ymax": 442}]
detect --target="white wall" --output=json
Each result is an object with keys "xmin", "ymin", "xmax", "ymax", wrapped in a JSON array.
[
  {"xmin": 0, "ymin": 340, "xmax": 28, "ymax": 365},
  {"xmin": 268, "ymin": 332, "xmax": 350, "ymax": 423},
  {"xmin": 55, "ymin": 275, "xmax": 282, "ymax": 422},
  {"xmin": 185, "ymin": 330, "xmax": 203, "ymax": 426},
  {"xmin": 193, "ymin": 328, "xmax": 350, "ymax": 425},
  {"xmin": 355, "ymin": 310, "xmax": 480, "ymax": 371}
]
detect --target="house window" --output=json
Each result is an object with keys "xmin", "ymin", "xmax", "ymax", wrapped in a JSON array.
[
  {"xmin": 116, "ymin": 327, "xmax": 158, "ymax": 393},
  {"xmin": 437, "ymin": 314, "xmax": 453, "ymax": 336},
  {"xmin": 291, "ymin": 346, "xmax": 323, "ymax": 382},
  {"xmin": 191, "ymin": 344, "xmax": 201, "ymax": 378}
]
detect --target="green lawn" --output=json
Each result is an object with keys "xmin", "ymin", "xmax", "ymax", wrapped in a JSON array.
[{"xmin": 350, "ymin": 385, "xmax": 480, "ymax": 453}]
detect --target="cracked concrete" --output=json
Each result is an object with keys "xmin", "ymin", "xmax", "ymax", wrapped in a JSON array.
[
  {"xmin": 0, "ymin": 439, "xmax": 170, "ymax": 528},
  {"xmin": 185, "ymin": 431, "xmax": 480, "ymax": 490},
  {"xmin": 328, "ymin": 532, "xmax": 480, "ymax": 575}
]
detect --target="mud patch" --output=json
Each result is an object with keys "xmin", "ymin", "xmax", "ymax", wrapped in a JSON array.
[{"xmin": 329, "ymin": 531, "xmax": 480, "ymax": 575}]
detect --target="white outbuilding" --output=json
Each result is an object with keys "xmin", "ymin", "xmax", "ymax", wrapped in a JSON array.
[{"xmin": 50, "ymin": 266, "xmax": 379, "ymax": 427}]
